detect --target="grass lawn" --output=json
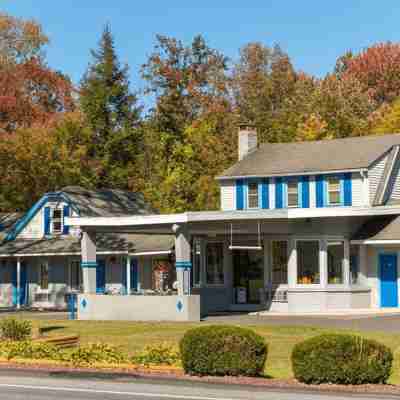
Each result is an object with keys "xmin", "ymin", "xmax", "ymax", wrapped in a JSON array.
[{"xmin": 27, "ymin": 319, "xmax": 400, "ymax": 384}]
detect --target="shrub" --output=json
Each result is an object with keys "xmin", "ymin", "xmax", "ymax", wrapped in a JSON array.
[
  {"xmin": 67, "ymin": 343, "xmax": 126, "ymax": 366},
  {"xmin": 132, "ymin": 343, "xmax": 180, "ymax": 366},
  {"xmin": 179, "ymin": 325, "xmax": 267, "ymax": 376},
  {"xmin": 0, "ymin": 318, "xmax": 32, "ymax": 341},
  {"xmin": 0, "ymin": 340, "xmax": 61, "ymax": 361},
  {"xmin": 292, "ymin": 334, "xmax": 393, "ymax": 385}
]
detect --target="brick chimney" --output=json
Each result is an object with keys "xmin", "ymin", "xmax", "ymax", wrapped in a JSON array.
[{"xmin": 238, "ymin": 124, "xmax": 258, "ymax": 161}]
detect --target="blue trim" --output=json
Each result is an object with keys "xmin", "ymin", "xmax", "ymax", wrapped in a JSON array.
[
  {"xmin": 81, "ymin": 261, "xmax": 98, "ymax": 268},
  {"xmin": 176, "ymin": 261, "xmax": 192, "ymax": 270},
  {"xmin": 62, "ymin": 205, "xmax": 70, "ymax": 235},
  {"xmin": 261, "ymin": 179, "xmax": 269, "ymax": 209},
  {"xmin": 5, "ymin": 192, "xmax": 79, "ymax": 241},
  {"xmin": 343, "ymin": 172, "xmax": 352, "ymax": 206},
  {"xmin": 275, "ymin": 178, "xmax": 284, "ymax": 209},
  {"xmin": 316, "ymin": 175, "xmax": 325, "ymax": 208},
  {"xmin": 44, "ymin": 206, "xmax": 51, "ymax": 236},
  {"xmin": 236, "ymin": 180, "xmax": 244, "ymax": 210},
  {"xmin": 300, "ymin": 175, "xmax": 310, "ymax": 208},
  {"xmin": 122, "ymin": 259, "xmax": 127, "ymax": 295}
]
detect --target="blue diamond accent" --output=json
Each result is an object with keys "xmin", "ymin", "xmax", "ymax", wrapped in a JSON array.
[
  {"xmin": 81, "ymin": 299, "xmax": 87, "ymax": 309},
  {"xmin": 177, "ymin": 300, "xmax": 183, "ymax": 312}
]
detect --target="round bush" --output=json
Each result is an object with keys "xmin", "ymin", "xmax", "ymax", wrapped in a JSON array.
[
  {"xmin": 179, "ymin": 325, "xmax": 267, "ymax": 376},
  {"xmin": 292, "ymin": 334, "xmax": 393, "ymax": 385}
]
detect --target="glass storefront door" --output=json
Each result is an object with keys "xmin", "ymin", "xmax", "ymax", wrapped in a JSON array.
[{"xmin": 233, "ymin": 250, "xmax": 264, "ymax": 304}]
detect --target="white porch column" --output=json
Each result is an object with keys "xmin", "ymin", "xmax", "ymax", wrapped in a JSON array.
[
  {"xmin": 126, "ymin": 256, "xmax": 131, "ymax": 295},
  {"xmin": 287, "ymin": 238, "xmax": 297, "ymax": 288},
  {"xmin": 16, "ymin": 257, "xmax": 21, "ymax": 309},
  {"xmin": 343, "ymin": 239, "xmax": 351, "ymax": 286},
  {"xmin": 320, "ymin": 239, "xmax": 328, "ymax": 288},
  {"xmin": 81, "ymin": 230, "xmax": 97, "ymax": 294},
  {"xmin": 173, "ymin": 224, "xmax": 191, "ymax": 296}
]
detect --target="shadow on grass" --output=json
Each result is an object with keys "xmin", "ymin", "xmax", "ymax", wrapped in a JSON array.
[{"xmin": 39, "ymin": 326, "xmax": 66, "ymax": 335}]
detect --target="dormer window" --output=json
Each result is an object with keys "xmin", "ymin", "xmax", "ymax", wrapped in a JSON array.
[
  {"xmin": 52, "ymin": 209, "xmax": 63, "ymax": 234},
  {"xmin": 287, "ymin": 180, "xmax": 299, "ymax": 208},
  {"xmin": 327, "ymin": 177, "xmax": 341, "ymax": 205},
  {"xmin": 247, "ymin": 182, "xmax": 259, "ymax": 209}
]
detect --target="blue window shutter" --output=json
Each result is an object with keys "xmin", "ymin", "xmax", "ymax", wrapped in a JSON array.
[
  {"xmin": 236, "ymin": 179, "xmax": 244, "ymax": 210},
  {"xmin": 343, "ymin": 172, "xmax": 352, "ymax": 206},
  {"xmin": 275, "ymin": 178, "xmax": 284, "ymax": 209},
  {"xmin": 316, "ymin": 175, "xmax": 325, "ymax": 208},
  {"xmin": 62, "ymin": 205, "xmax": 70, "ymax": 235},
  {"xmin": 261, "ymin": 179, "xmax": 269, "ymax": 209},
  {"xmin": 44, "ymin": 207, "xmax": 51, "ymax": 235},
  {"xmin": 301, "ymin": 176, "xmax": 310, "ymax": 208}
]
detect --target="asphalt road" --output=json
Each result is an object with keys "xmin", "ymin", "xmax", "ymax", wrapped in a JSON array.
[{"xmin": 0, "ymin": 372, "xmax": 394, "ymax": 400}]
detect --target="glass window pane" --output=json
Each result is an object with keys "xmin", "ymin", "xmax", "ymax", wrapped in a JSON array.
[
  {"xmin": 297, "ymin": 241, "xmax": 320, "ymax": 284},
  {"xmin": 206, "ymin": 243, "xmax": 224, "ymax": 285},
  {"xmin": 192, "ymin": 239, "xmax": 201, "ymax": 286},
  {"xmin": 52, "ymin": 209, "xmax": 63, "ymax": 233},
  {"xmin": 329, "ymin": 191, "xmax": 340, "ymax": 204},
  {"xmin": 272, "ymin": 241, "xmax": 288, "ymax": 284},
  {"xmin": 287, "ymin": 181, "xmax": 298, "ymax": 207},
  {"xmin": 248, "ymin": 183, "xmax": 259, "ymax": 208},
  {"xmin": 40, "ymin": 263, "xmax": 49, "ymax": 289},
  {"xmin": 327, "ymin": 241, "xmax": 344, "ymax": 284},
  {"xmin": 350, "ymin": 245, "xmax": 359, "ymax": 285}
]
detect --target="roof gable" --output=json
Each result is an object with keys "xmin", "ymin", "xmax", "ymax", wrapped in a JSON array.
[{"xmin": 219, "ymin": 134, "xmax": 400, "ymax": 179}]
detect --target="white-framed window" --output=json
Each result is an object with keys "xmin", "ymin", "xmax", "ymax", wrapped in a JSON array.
[
  {"xmin": 52, "ymin": 208, "xmax": 63, "ymax": 234},
  {"xmin": 327, "ymin": 241, "xmax": 344, "ymax": 284},
  {"xmin": 247, "ymin": 182, "xmax": 259, "ymax": 209},
  {"xmin": 206, "ymin": 242, "xmax": 224, "ymax": 285},
  {"xmin": 38, "ymin": 261, "xmax": 49, "ymax": 290},
  {"xmin": 69, "ymin": 260, "xmax": 82, "ymax": 291},
  {"xmin": 272, "ymin": 241, "xmax": 288, "ymax": 285},
  {"xmin": 287, "ymin": 180, "xmax": 299, "ymax": 208},
  {"xmin": 297, "ymin": 240, "xmax": 320, "ymax": 284},
  {"xmin": 192, "ymin": 239, "xmax": 202, "ymax": 287},
  {"xmin": 327, "ymin": 176, "xmax": 341, "ymax": 205}
]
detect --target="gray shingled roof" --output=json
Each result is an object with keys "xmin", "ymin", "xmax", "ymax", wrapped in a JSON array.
[
  {"xmin": 62, "ymin": 186, "xmax": 155, "ymax": 217},
  {"xmin": 352, "ymin": 216, "xmax": 400, "ymax": 241},
  {"xmin": 0, "ymin": 213, "xmax": 23, "ymax": 242},
  {"xmin": 0, "ymin": 233, "xmax": 174, "ymax": 256},
  {"xmin": 219, "ymin": 134, "xmax": 400, "ymax": 178}
]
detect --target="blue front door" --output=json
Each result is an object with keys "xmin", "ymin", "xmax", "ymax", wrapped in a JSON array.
[
  {"xmin": 380, "ymin": 254, "xmax": 398, "ymax": 308},
  {"xmin": 96, "ymin": 259, "xmax": 106, "ymax": 294}
]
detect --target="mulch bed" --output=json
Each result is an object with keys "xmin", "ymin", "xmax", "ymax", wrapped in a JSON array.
[{"xmin": 0, "ymin": 360, "xmax": 399, "ymax": 397}]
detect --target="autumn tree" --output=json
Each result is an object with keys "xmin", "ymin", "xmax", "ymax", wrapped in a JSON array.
[
  {"xmin": 0, "ymin": 13, "xmax": 74, "ymax": 133},
  {"xmin": 338, "ymin": 42, "xmax": 400, "ymax": 105},
  {"xmin": 232, "ymin": 42, "xmax": 297, "ymax": 143},
  {"xmin": 0, "ymin": 112, "xmax": 97, "ymax": 211},
  {"xmin": 80, "ymin": 25, "xmax": 142, "ymax": 188}
]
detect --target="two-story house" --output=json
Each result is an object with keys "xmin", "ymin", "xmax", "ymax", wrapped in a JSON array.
[
  {"xmin": 0, "ymin": 187, "xmax": 174, "ymax": 309},
  {"xmin": 66, "ymin": 127, "xmax": 400, "ymax": 318}
]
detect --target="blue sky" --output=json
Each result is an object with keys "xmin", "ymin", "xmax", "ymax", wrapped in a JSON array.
[{"xmin": 2, "ymin": 1, "xmax": 400, "ymax": 97}]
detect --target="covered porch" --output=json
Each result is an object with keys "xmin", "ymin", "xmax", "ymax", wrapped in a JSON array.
[{"xmin": 66, "ymin": 208, "xmax": 400, "ymax": 320}]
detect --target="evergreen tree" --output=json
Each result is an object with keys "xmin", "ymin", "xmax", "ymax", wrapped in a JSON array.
[{"xmin": 80, "ymin": 25, "xmax": 142, "ymax": 188}]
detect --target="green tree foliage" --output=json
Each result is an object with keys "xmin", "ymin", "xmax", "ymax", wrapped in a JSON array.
[{"xmin": 80, "ymin": 25, "xmax": 142, "ymax": 188}]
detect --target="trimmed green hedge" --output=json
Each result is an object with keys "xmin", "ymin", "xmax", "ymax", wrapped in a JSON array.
[
  {"xmin": 179, "ymin": 325, "xmax": 267, "ymax": 376},
  {"xmin": 292, "ymin": 334, "xmax": 393, "ymax": 385}
]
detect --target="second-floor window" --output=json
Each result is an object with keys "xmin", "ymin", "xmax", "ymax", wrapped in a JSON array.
[
  {"xmin": 52, "ymin": 209, "xmax": 63, "ymax": 234},
  {"xmin": 287, "ymin": 181, "xmax": 299, "ymax": 207},
  {"xmin": 247, "ymin": 182, "xmax": 259, "ymax": 209},
  {"xmin": 327, "ymin": 177, "xmax": 341, "ymax": 205}
]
